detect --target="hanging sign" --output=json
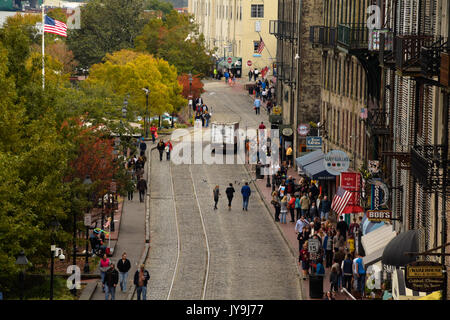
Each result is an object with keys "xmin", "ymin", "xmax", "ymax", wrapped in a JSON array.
[
  {"xmin": 341, "ymin": 172, "xmax": 361, "ymax": 206},
  {"xmin": 306, "ymin": 136, "xmax": 322, "ymax": 149},
  {"xmin": 405, "ymin": 261, "xmax": 445, "ymax": 292},
  {"xmin": 324, "ymin": 150, "xmax": 350, "ymax": 175},
  {"xmin": 84, "ymin": 213, "xmax": 92, "ymax": 227},
  {"xmin": 297, "ymin": 124, "xmax": 310, "ymax": 136},
  {"xmin": 367, "ymin": 210, "xmax": 392, "ymax": 222}
]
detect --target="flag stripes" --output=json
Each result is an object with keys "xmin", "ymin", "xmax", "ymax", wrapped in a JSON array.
[
  {"xmin": 331, "ymin": 187, "xmax": 352, "ymax": 215},
  {"xmin": 44, "ymin": 15, "xmax": 67, "ymax": 37},
  {"xmin": 257, "ymin": 37, "xmax": 265, "ymax": 54}
]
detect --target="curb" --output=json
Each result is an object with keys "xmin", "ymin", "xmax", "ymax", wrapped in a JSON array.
[
  {"xmin": 79, "ymin": 281, "xmax": 98, "ymax": 300},
  {"xmin": 127, "ymin": 142, "xmax": 156, "ymax": 300},
  {"xmin": 242, "ymin": 164, "xmax": 304, "ymax": 300}
]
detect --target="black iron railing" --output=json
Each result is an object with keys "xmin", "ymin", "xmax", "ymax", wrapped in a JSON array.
[
  {"xmin": 411, "ymin": 145, "xmax": 449, "ymax": 192},
  {"xmin": 367, "ymin": 110, "xmax": 390, "ymax": 135},
  {"xmin": 309, "ymin": 26, "xmax": 337, "ymax": 48},
  {"xmin": 337, "ymin": 23, "xmax": 369, "ymax": 50},
  {"xmin": 395, "ymin": 35, "xmax": 434, "ymax": 71},
  {"xmin": 270, "ymin": 20, "xmax": 297, "ymax": 41},
  {"xmin": 420, "ymin": 38, "xmax": 448, "ymax": 78}
]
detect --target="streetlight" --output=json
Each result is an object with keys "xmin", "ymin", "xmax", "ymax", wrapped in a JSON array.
[
  {"xmin": 188, "ymin": 72, "xmax": 193, "ymax": 119},
  {"xmin": 142, "ymin": 87, "xmax": 149, "ymax": 138},
  {"xmin": 83, "ymin": 175, "xmax": 92, "ymax": 273},
  {"xmin": 15, "ymin": 251, "xmax": 28, "ymax": 300},
  {"xmin": 49, "ymin": 217, "xmax": 60, "ymax": 300},
  {"xmin": 71, "ymin": 196, "xmax": 77, "ymax": 296},
  {"xmin": 121, "ymin": 95, "xmax": 129, "ymax": 157}
]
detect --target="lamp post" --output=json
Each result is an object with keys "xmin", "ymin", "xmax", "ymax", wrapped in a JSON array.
[
  {"xmin": 49, "ymin": 217, "xmax": 60, "ymax": 300},
  {"xmin": 83, "ymin": 175, "xmax": 92, "ymax": 273},
  {"xmin": 122, "ymin": 95, "xmax": 128, "ymax": 156},
  {"xmin": 71, "ymin": 198, "xmax": 77, "ymax": 296},
  {"xmin": 142, "ymin": 88, "xmax": 149, "ymax": 138},
  {"xmin": 188, "ymin": 72, "xmax": 193, "ymax": 119},
  {"xmin": 15, "ymin": 251, "xmax": 28, "ymax": 300}
]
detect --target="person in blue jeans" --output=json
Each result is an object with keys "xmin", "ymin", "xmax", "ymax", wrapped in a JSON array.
[
  {"xmin": 103, "ymin": 264, "xmax": 119, "ymax": 300},
  {"xmin": 134, "ymin": 264, "xmax": 150, "ymax": 300},
  {"xmin": 241, "ymin": 182, "xmax": 251, "ymax": 211},
  {"xmin": 354, "ymin": 252, "xmax": 366, "ymax": 298},
  {"xmin": 117, "ymin": 252, "xmax": 131, "ymax": 292}
]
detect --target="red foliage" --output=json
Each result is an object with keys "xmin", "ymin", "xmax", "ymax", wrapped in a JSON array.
[
  {"xmin": 178, "ymin": 73, "xmax": 204, "ymax": 100},
  {"xmin": 63, "ymin": 118, "xmax": 117, "ymax": 195}
]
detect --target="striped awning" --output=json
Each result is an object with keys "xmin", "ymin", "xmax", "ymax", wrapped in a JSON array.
[
  {"xmin": 392, "ymin": 268, "xmax": 427, "ymax": 300},
  {"xmin": 361, "ymin": 224, "xmax": 396, "ymax": 267}
]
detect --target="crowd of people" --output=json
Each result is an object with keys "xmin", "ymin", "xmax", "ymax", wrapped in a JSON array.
[
  {"xmin": 270, "ymin": 162, "xmax": 366, "ymax": 299},
  {"xmin": 98, "ymin": 252, "xmax": 150, "ymax": 300},
  {"xmin": 193, "ymin": 96, "xmax": 211, "ymax": 127}
]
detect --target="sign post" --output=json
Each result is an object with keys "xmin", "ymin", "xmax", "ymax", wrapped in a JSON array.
[{"xmin": 308, "ymin": 238, "xmax": 320, "ymax": 253}]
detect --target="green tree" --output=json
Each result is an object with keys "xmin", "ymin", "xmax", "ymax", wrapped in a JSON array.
[
  {"xmin": 135, "ymin": 11, "xmax": 213, "ymax": 76},
  {"xmin": 67, "ymin": 0, "xmax": 148, "ymax": 68},
  {"xmin": 144, "ymin": 0, "xmax": 174, "ymax": 15}
]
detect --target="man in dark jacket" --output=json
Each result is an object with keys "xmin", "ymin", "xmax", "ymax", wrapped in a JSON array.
[
  {"xmin": 157, "ymin": 140, "xmax": 165, "ymax": 161},
  {"xmin": 225, "ymin": 183, "xmax": 235, "ymax": 210},
  {"xmin": 241, "ymin": 182, "xmax": 251, "ymax": 211},
  {"xmin": 134, "ymin": 264, "xmax": 150, "ymax": 300},
  {"xmin": 117, "ymin": 252, "xmax": 131, "ymax": 292},
  {"xmin": 337, "ymin": 215, "xmax": 349, "ymax": 240},
  {"xmin": 139, "ymin": 139, "xmax": 147, "ymax": 156},
  {"xmin": 137, "ymin": 178, "xmax": 147, "ymax": 203},
  {"xmin": 103, "ymin": 263, "xmax": 119, "ymax": 300}
]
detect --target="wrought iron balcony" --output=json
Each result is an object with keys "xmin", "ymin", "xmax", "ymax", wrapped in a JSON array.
[
  {"xmin": 420, "ymin": 37, "xmax": 448, "ymax": 79},
  {"xmin": 366, "ymin": 110, "xmax": 390, "ymax": 136},
  {"xmin": 411, "ymin": 145, "xmax": 450, "ymax": 193},
  {"xmin": 270, "ymin": 20, "xmax": 297, "ymax": 42},
  {"xmin": 337, "ymin": 23, "xmax": 369, "ymax": 52},
  {"xmin": 395, "ymin": 35, "xmax": 435, "ymax": 74},
  {"xmin": 309, "ymin": 26, "xmax": 337, "ymax": 48}
]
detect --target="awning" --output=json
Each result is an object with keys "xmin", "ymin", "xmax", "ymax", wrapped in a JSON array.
[
  {"xmin": 418, "ymin": 291, "xmax": 442, "ymax": 300},
  {"xmin": 361, "ymin": 224, "xmax": 396, "ymax": 267},
  {"xmin": 342, "ymin": 205, "xmax": 364, "ymax": 214},
  {"xmin": 361, "ymin": 214, "xmax": 385, "ymax": 235},
  {"xmin": 381, "ymin": 229, "xmax": 418, "ymax": 267},
  {"xmin": 392, "ymin": 268, "xmax": 427, "ymax": 300},
  {"xmin": 295, "ymin": 150, "xmax": 337, "ymax": 180},
  {"xmin": 295, "ymin": 150, "xmax": 324, "ymax": 169}
]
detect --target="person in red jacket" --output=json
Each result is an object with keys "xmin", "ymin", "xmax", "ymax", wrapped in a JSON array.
[
  {"xmin": 150, "ymin": 125, "xmax": 157, "ymax": 143},
  {"xmin": 288, "ymin": 195, "xmax": 296, "ymax": 223},
  {"xmin": 165, "ymin": 140, "xmax": 173, "ymax": 160}
]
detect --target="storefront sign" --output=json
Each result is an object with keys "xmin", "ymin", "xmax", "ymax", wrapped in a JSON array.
[
  {"xmin": 272, "ymin": 106, "xmax": 282, "ymax": 115},
  {"xmin": 405, "ymin": 261, "xmax": 445, "ymax": 292},
  {"xmin": 282, "ymin": 128, "xmax": 293, "ymax": 136},
  {"xmin": 367, "ymin": 210, "xmax": 392, "ymax": 222},
  {"xmin": 84, "ymin": 213, "xmax": 92, "ymax": 227},
  {"xmin": 297, "ymin": 124, "xmax": 310, "ymax": 136},
  {"xmin": 308, "ymin": 238, "xmax": 320, "ymax": 253},
  {"xmin": 306, "ymin": 136, "xmax": 322, "ymax": 149},
  {"xmin": 324, "ymin": 150, "xmax": 350, "ymax": 175},
  {"xmin": 341, "ymin": 172, "xmax": 361, "ymax": 206}
]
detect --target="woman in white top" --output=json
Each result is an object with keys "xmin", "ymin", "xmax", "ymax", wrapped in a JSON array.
[{"xmin": 280, "ymin": 196, "xmax": 288, "ymax": 224}]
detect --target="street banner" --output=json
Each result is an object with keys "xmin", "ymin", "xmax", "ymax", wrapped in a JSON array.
[{"xmin": 340, "ymin": 172, "xmax": 361, "ymax": 206}]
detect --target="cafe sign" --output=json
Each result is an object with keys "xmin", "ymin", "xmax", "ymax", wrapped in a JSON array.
[
  {"xmin": 306, "ymin": 136, "xmax": 322, "ymax": 149},
  {"xmin": 367, "ymin": 210, "xmax": 392, "ymax": 222},
  {"xmin": 324, "ymin": 150, "xmax": 350, "ymax": 175},
  {"xmin": 405, "ymin": 261, "xmax": 445, "ymax": 292}
]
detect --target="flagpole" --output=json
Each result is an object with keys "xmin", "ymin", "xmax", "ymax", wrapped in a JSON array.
[
  {"xmin": 42, "ymin": 4, "xmax": 44, "ymax": 89},
  {"xmin": 257, "ymin": 31, "xmax": 274, "ymax": 63}
]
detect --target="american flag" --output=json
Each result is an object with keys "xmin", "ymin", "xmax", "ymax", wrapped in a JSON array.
[
  {"xmin": 360, "ymin": 108, "xmax": 368, "ymax": 119},
  {"xmin": 257, "ymin": 37, "xmax": 265, "ymax": 54},
  {"xmin": 44, "ymin": 15, "xmax": 67, "ymax": 37},
  {"xmin": 331, "ymin": 187, "xmax": 352, "ymax": 215}
]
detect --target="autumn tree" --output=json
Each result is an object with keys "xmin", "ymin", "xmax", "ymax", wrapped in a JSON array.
[{"xmin": 178, "ymin": 73, "xmax": 204, "ymax": 100}]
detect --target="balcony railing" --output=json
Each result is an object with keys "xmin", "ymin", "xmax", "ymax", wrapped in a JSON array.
[
  {"xmin": 309, "ymin": 26, "xmax": 337, "ymax": 48},
  {"xmin": 411, "ymin": 145, "xmax": 449, "ymax": 193},
  {"xmin": 270, "ymin": 20, "xmax": 297, "ymax": 41},
  {"xmin": 337, "ymin": 23, "xmax": 369, "ymax": 51},
  {"xmin": 367, "ymin": 110, "xmax": 390, "ymax": 136},
  {"xmin": 420, "ymin": 38, "xmax": 448, "ymax": 78},
  {"xmin": 395, "ymin": 35, "xmax": 435, "ymax": 72}
]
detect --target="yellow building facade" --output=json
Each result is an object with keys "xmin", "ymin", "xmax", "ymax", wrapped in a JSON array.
[{"xmin": 189, "ymin": 0, "xmax": 278, "ymax": 76}]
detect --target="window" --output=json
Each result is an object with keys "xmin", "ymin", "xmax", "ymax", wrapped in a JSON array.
[
  {"xmin": 253, "ymin": 40, "xmax": 261, "ymax": 53},
  {"xmin": 251, "ymin": 4, "xmax": 264, "ymax": 18}
]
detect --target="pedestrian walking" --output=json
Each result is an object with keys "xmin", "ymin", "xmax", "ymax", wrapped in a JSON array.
[
  {"xmin": 341, "ymin": 254, "xmax": 354, "ymax": 291},
  {"xmin": 203, "ymin": 111, "xmax": 211, "ymax": 127},
  {"xmin": 299, "ymin": 243, "xmax": 310, "ymax": 280},
  {"xmin": 157, "ymin": 140, "xmax": 165, "ymax": 161},
  {"xmin": 117, "ymin": 252, "xmax": 131, "ymax": 292},
  {"xmin": 150, "ymin": 125, "xmax": 157, "ymax": 143},
  {"xmin": 213, "ymin": 185, "xmax": 220, "ymax": 210},
  {"xmin": 139, "ymin": 138, "xmax": 147, "ymax": 157},
  {"xmin": 253, "ymin": 68, "xmax": 259, "ymax": 81},
  {"xmin": 248, "ymin": 69, "xmax": 253, "ymax": 82},
  {"xmin": 320, "ymin": 195, "xmax": 331, "ymax": 221},
  {"xmin": 329, "ymin": 265, "xmax": 339, "ymax": 293},
  {"xmin": 165, "ymin": 140, "xmax": 173, "ymax": 160},
  {"xmin": 280, "ymin": 195, "xmax": 288, "ymax": 224},
  {"xmin": 98, "ymin": 254, "xmax": 110, "ymax": 292},
  {"xmin": 134, "ymin": 264, "xmax": 150, "ymax": 300},
  {"xmin": 354, "ymin": 252, "xmax": 366, "ymax": 298},
  {"xmin": 241, "ymin": 182, "xmax": 251, "ymax": 211},
  {"xmin": 126, "ymin": 175, "xmax": 136, "ymax": 201},
  {"xmin": 225, "ymin": 183, "xmax": 235, "ymax": 210},
  {"xmin": 297, "ymin": 225, "xmax": 310, "ymax": 253},
  {"xmin": 224, "ymin": 70, "xmax": 230, "ymax": 83},
  {"xmin": 103, "ymin": 263, "xmax": 119, "ymax": 300},
  {"xmin": 337, "ymin": 215, "xmax": 349, "ymax": 240},
  {"xmin": 310, "ymin": 202, "xmax": 319, "ymax": 218},
  {"xmin": 288, "ymin": 195, "xmax": 296, "ymax": 223},
  {"xmin": 254, "ymin": 97, "xmax": 261, "ymax": 115},
  {"xmin": 271, "ymin": 190, "xmax": 281, "ymax": 221},
  {"xmin": 137, "ymin": 177, "xmax": 147, "ymax": 203},
  {"xmin": 316, "ymin": 259, "xmax": 325, "ymax": 275},
  {"xmin": 300, "ymin": 192, "xmax": 310, "ymax": 219}
]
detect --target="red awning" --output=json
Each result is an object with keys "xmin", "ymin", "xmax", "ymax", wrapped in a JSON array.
[{"xmin": 342, "ymin": 205, "xmax": 364, "ymax": 214}]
